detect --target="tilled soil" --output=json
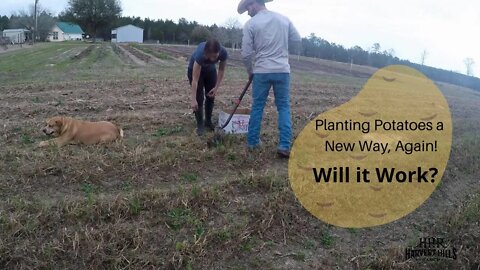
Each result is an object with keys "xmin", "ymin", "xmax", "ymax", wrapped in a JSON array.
[{"xmin": 0, "ymin": 44, "xmax": 478, "ymax": 269}]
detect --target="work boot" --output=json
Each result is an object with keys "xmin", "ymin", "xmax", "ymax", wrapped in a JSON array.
[
  {"xmin": 205, "ymin": 99, "xmax": 215, "ymax": 132},
  {"xmin": 195, "ymin": 108, "xmax": 205, "ymax": 136}
]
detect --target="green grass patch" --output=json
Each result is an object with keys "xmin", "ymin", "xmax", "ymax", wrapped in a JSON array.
[
  {"xmin": 153, "ymin": 126, "xmax": 184, "ymax": 137},
  {"xmin": 129, "ymin": 197, "xmax": 142, "ymax": 215},
  {"xmin": 227, "ymin": 152, "xmax": 237, "ymax": 161},
  {"xmin": 166, "ymin": 208, "xmax": 197, "ymax": 230},
  {"xmin": 292, "ymin": 252, "xmax": 306, "ymax": 262},
  {"xmin": 448, "ymin": 192, "xmax": 480, "ymax": 226},
  {"xmin": 320, "ymin": 231, "xmax": 335, "ymax": 248},
  {"xmin": 190, "ymin": 185, "xmax": 201, "ymax": 198},
  {"xmin": 182, "ymin": 173, "xmax": 198, "ymax": 182},
  {"xmin": 0, "ymin": 43, "xmax": 130, "ymax": 84},
  {"xmin": 347, "ymin": 227, "xmax": 359, "ymax": 234},
  {"xmin": 240, "ymin": 238, "xmax": 256, "ymax": 252},
  {"xmin": 130, "ymin": 44, "xmax": 172, "ymax": 60},
  {"xmin": 303, "ymin": 238, "xmax": 317, "ymax": 250},
  {"xmin": 20, "ymin": 134, "xmax": 34, "ymax": 145},
  {"xmin": 215, "ymin": 228, "xmax": 232, "ymax": 242},
  {"xmin": 80, "ymin": 183, "xmax": 96, "ymax": 204}
]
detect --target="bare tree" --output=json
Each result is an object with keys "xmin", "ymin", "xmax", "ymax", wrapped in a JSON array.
[
  {"xmin": 212, "ymin": 27, "xmax": 228, "ymax": 44},
  {"xmin": 191, "ymin": 26, "xmax": 211, "ymax": 42},
  {"xmin": 420, "ymin": 49, "xmax": 428, "ymax": 65},
  {"xmin": 223, "ymin": 17, "xmax": 242, "ymax": 49},
  {"xmin": 388, "ymin": 48, "xmax": 396, "ymax": 57},
  {"xmin": 10, "ymin": 3, "xmax": 55, "ymax": 42},
  {"xmin": 464, "ymin": 58, "xmax": 475, "ymax": 76},
  {"xmin": 371, "ymin": 43, "xmax": 381, "ymax": 54},
  {"xmin": 224, "ymin": 18, "xmax": 242, "ymax": 30}
]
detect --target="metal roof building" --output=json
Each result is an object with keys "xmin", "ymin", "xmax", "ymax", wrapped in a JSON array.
[
  {"xmin": 111, "ymin": 24, "xmax": 143, "ymax": 43},
  {"xmin": 2, "ymin": 29, "xmax": 30, "ymax": 44},
  {"xmin": 48, "ymin": 22, "xmax": 84, "ymax": 42}
]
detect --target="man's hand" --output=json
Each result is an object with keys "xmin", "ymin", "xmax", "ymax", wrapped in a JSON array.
[
  {"xmin": 191, "ymin": 98, "xmax": 198, "ymax": 112},
  {"xmin": 207, "ymin": 88, "xmax": 218, "ymax": 98}
]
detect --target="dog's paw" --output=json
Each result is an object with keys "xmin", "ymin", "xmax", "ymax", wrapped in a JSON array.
[{"xmin": 38, "ymin": 141, "xmax": 50, "ymax": 147}]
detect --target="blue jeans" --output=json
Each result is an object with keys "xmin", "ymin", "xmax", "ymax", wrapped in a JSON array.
[{"xmin": 247, "ymin": 73, "xmax": 292, "ymax": 151}]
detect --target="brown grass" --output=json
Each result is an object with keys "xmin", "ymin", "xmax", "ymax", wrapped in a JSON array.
[{"xmin": 0, "ymin": 43, "xmax": 479, "ymax": 269}]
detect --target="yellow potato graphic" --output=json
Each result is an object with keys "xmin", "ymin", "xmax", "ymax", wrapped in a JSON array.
[{"xmin": 289, "ymin": 65, "xmax": 452, "ymax": 228}]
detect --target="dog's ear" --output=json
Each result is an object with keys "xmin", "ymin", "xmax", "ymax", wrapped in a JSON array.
[{"xmin": 54, "ymin": 117, "xmax": 63, "ymax": 126}]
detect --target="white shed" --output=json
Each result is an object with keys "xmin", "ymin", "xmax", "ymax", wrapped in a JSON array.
[
  {"xmin": 111, "ymin": 24, "xmax": 143, "ymax": 43},
  {"xmin": 2, "ymin": 29, "xmax": 30, "ymax": 44},
  {"xmin": 48, "ymin": 22, "xmax": 84, "ymax": 42}
]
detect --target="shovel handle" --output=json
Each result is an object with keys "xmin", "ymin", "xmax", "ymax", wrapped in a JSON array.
[{"xmin": 220, "ymin": 77, "xmax": 253, "ymax": 129}]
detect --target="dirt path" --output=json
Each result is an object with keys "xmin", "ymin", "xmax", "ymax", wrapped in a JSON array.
[
  {"xmin": 71, "ymin": 45, "xmax": 95, "ymax": 60},
  {"xmin": 114, "ymin": 44, "xmax": 146, "ymax": 66},
  {"xmin": 0, "ymin": 44, "xmax": 33, "ymax": 54}
]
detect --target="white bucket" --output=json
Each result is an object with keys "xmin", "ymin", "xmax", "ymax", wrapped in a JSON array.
[{"xmin": 218, "ymin": 108, "xmax": 250, "ymax": 134}]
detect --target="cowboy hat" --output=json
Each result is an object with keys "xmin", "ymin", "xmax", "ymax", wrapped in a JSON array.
[{"xmin": 237, "ymin": 0, "xmax": 273, "ymax": 14}]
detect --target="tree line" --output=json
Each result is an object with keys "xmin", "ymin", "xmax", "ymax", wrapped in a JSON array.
[{"xmin": 300, "ymin": 34, "xmax": 480, "ymax": 91}]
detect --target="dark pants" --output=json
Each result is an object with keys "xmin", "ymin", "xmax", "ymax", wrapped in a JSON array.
[{"xmin": 187, "ymin": 68, "xmax": 217, "ymax": 126}]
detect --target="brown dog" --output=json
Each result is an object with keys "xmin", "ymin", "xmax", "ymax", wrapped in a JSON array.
[{"xmin": 39, "ymin": 116, "xmax": 123, "ymax": 147}]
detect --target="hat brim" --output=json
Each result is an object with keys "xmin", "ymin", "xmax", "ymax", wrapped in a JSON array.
[{"xmin": 237, "ymin": 0, "xmax": 273, "ymax": 14}]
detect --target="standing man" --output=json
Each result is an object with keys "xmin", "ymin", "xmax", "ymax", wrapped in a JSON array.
[
  {"xmin": 188, "ymin": 39, "xmax": 228, "ymax": 136},
  {"xmin": 238, "ymin": 0, "xmax": 301, "ymax": 158}
]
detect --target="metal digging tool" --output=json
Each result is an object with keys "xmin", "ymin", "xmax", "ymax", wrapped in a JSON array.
[{"xmin": 208, "ymin": 77, "xmax": 253, "ymax": 147}]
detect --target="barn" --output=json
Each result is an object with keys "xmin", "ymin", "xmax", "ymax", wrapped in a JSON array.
[
  {"xmin": 2, "ymin": 29, "xmax": 30, "ymax": 44},
  {"xmin": 48, "ymin": 22, "xmax": 84, "ymax": 42},
  {"xmin": 111, "ymin": 24, "xmax": 143, "ymax": 43}
]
